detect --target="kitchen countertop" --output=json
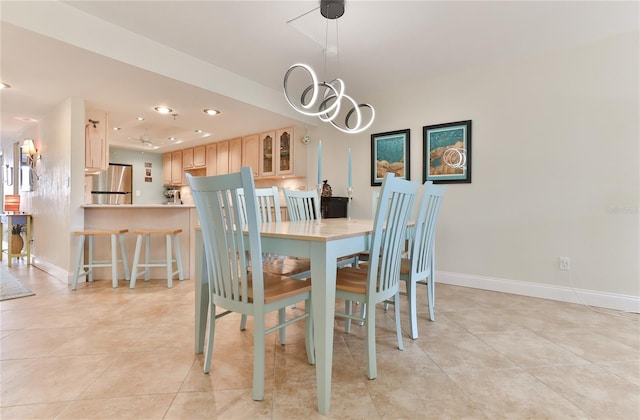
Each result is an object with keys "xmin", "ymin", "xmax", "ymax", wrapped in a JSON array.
[{"xmin": 82, "ymin": 204, "xmax": 196, "ymax": 208}]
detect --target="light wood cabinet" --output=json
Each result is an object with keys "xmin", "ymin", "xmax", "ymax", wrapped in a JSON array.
[
  {"xmin": 171, "ymin": 150, "xmax": 183, "ymax": 185},
  {"xmin": 85, "ymin": 109, "xmax": 108, "ymax": 173},
  {"xmin": 276, "ymin": 128, "xmax": 293, "ymax": 175},
  {"xmin": 206, "ymin": 143, "xmax": 217, "ymax": 176},
  {"xmin": 216, "ymin": 140, "xmax": 229, "ymax": 175},
  {"xmin": 242, "ymin": 134, "xmax": 260, "ymax": 177},
  {"xmin": 162, "ymin": 153, "xmax": 172, "ymax": 185},
  {"xmin": 229, "ymin": 137, "xmax": 242, "ymax": 173},
  {"xmin": 259, "ymin": 131, "xmax": 276, "ymax": 177},
  {"xmin": 193, "ymin": 145, "xmax": 206, "ymax": 167},
  {"xmin": 182, "ymin": 148, "xmax": 194, "ymax": 169}
]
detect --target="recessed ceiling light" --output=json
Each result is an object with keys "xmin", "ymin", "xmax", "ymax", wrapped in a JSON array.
[
  {"xmin": 168, "ymin": 137, "xmax": 177, "ymax": 141},
  {"xmin": 203, "ymin": 108, "xmax": 220, "ymax": 116},
  {"xmin": 137, "ymin": 116, "xmax": 145, "ymax": 121},
  {"xmin": 0, "ymin": 82, "xmax": 11, "ymax": 89},
  {"xmin": 154, "ymin": 106, "xmax": 173, "ymax": 114},
  {"xmin": 113, "ymin": 127, "xmax": 121, "ymax": 131},
  {"xmin": 195, "ymin": 129, "xmax": 203, "ymax": 133}
]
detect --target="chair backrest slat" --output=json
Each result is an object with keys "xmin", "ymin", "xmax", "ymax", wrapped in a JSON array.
[
  {"xmin": 187, "ymin": 167, "xmax": 266, "ymax": 311},
  {"xmin": 411, "ymin": 182, "xmax": 446, "ymax": 276},
  {"xmin": 367, "ymin": 174, "xmax": 418, "ymax": 299},
  {"xmin": 237, "ymin": 186, "xmax": 281, "ymax": 225},
  {"xmin": 282, "ymin": 189, "xmax": 320, "ymax": 221}
]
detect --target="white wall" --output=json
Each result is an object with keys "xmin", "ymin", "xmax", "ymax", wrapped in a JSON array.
[{"xmin": 309, "ymin": 31, "xmax": 639, "ymax": 308}]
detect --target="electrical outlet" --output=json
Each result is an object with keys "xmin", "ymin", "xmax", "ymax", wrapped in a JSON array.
[{"xmin": 559, "ymin": 257, "xmax": 570, "ymax": 271}]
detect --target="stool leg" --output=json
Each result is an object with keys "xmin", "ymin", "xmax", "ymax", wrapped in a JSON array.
[
  {"xmin": 144, "ymin": 234, "xmax": 151, "ymax": 281},
  {"xmin": 166, "ymin": 233, "xmax": 173, "ymax": 288},
  {"xmin": 72, "ymin": 235, "xmax": 85, "ymax": 290},
  {"xmin": 88, "ymin": 235, "xmax": 95, "ymax": 283},
  {"xmin": 130, "ymin": 234, "xmax": 143, "ymax": 289},
  {"xmin": 110, "ymin": 233, "xmax": 118, "ymax": 288},
  {"xmin": 119, "ymin": 233, "xmax": 130, "ymax": 281},
  {"xmin": 174, "ymin": 233, "xmax": 184, "ymax": 281}
]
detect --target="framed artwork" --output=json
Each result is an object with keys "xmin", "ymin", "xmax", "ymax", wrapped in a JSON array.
[
  {"xmin": 371, "ymin": 129, "xmax": 410, "ymax": 186},
  {"xmin": 423, "ymin": 120, "xmax": 471, "ymax": 184}
]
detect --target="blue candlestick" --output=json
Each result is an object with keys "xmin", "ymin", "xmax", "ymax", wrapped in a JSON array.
[
  {"xmin": 347, "ymin": 147, "xmax": 352, "ymax": 188},
  {"xmin": 317, "ymin": 140, "xmax": 322, "ymax": 184}
]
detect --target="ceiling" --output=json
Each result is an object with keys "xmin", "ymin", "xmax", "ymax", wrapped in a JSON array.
[{"xmin": 1, "ymin": 1, "xmax": 637, "ymax": 152}]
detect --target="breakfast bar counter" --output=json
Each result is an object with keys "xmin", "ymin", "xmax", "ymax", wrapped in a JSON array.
[{"xmin": 82, "ymin": 204, "xmax": 197, "ymax": 281}]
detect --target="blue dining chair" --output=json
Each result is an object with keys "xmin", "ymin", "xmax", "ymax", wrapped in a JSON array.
[
  {"xmin": 187, "ymin": 168, "xmax": 314, "ymax": 401},
  {"xmin": 334, "ymin": 173, "xmax": 418, "ymax": 379}
]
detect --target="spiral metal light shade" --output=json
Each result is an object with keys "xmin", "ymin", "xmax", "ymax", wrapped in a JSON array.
[
  {"xmin": 283, "ymin": 0, "xmax": 375, "ymax": 134},
  {"xmin": 284, "ymin": 63, "xmax": 375, "ymax": 134}
]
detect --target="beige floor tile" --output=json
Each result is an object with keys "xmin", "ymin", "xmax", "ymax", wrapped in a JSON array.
[
  {"xmin": 419, "ymin": 332, "xmax": 518, "ymax": 372},
  {"xmin": 448, "ymin": 368, "xmax": 589, "ymax": 418},
  {"xmin": 79, "ymin": 352, "xmax": 195, "ymax": 399},
  {"xmin": 57, "ymin": 394, "xmax": 175, "ymax": 419},
  {"xmin": 476, "ymin": 329, "xmax": 592, "ymax": 368},
  {"xmin": 444, "ymin": 308, "xmax": 528, "ymax": 334},
  {"xmin": 536, "ymin": 328, "xmax": 639, "ymax": 363},
  {"xmin": 1, "ymin": 402, "xmax": 70, "ymax": 419},
  {"xmin": 0, "ymin": 327, "xmax": 85, "ymax": 359},
  {"xmin": 1, "ymin": 354, "xmax": 118, "ymax": 406},
  {"xmin": 49, "ymin": 325, "xmax": 147, "ymax": 356},
  {"xmin": 598, "ymin": 360, "xmax": 640, "ymax": 386},
  {"xmin": 529, "ymin": 364, "xmax": 640, "ymax": 419}
]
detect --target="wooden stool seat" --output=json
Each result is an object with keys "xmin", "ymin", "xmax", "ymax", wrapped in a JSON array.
[
  {"xmin": 72, "ymin": 229, "xmax": 130, "ymax": 290},
  {"xmin": 130, "ymin": 229, "xmax": 184, "ymax": 288}
]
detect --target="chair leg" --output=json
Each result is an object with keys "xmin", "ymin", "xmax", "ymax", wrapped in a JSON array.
[
  {"xmin": 345, "ymin": 300, "xmax": 352, "ymax": 333},
  {"xmin": 304, "ymin": 298, "xmax": 315, "ymax": 365},
  {"xmin": 394, "ymin": 292, "xmax": 404, "ymax": 351},
  {"xmin": 119, "ymin": 232, "xmax": 130, "ymax": 281},
  {"xmin": 166, "ymin": 233, "xmax": 173, "ymax": 288},
  {"xmin": 173, "ymin": 233, "xmax": 184, "ymax": 281},
  {"xmin": 408, "ymin": 279, "xmax": 419, "ymax": 339},
  {"xmin": 130, "ymin": 234, "xmax": 143, "ymax": 289},
  {"xmin": 252, "ymin": 316, "xmax": 266, "ymax": 401},
  {"xmin": 240, "ymin": 314, "xmax": 248, "ymax": 331},
  {"xmin": 365, "ymin": 301, "xmax": 377, "ymax": 380},
  {"xmin": 203, "ymin": 303, "xmax": 217, "ymax": 374},
  {"xmin": 110, "ymin": 233, "xmax": 118, "ymax": 288},
  {"xmin": 144, "ymin": 234, "xmax": 151, "ymax": 281},
  {"xmin": 360, "ymin": 302, "xmax": 366, "ymax": 326},
  {"xmin": 428, "ymin": 275, "xmax": 435, "ymax": 321},
  {"xmin": 87, "ymin": 235, "xmax": 95, "ymax": 282},
  {"xmin": 72, "ymin": 235, "xmax": 85, "ymax": 290},
  {"xmin": 278, "ymin": 307, "xmax": 286, "ymax": 344}
]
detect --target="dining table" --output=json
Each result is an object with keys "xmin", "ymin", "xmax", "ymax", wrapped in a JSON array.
[{"xmin": 194, "ymin": 217, "xmax": 374, "ymax": 414}]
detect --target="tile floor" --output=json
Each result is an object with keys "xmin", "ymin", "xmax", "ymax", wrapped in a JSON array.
[{"xmin": 1, "ymin": 262, "xmax": 638, "ymax": 419}]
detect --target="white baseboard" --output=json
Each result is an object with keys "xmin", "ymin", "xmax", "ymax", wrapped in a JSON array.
[
  {"xmin": 437, "ymin": 271, "xmax": 640, "ymax": 313},
  {"xmin": 31, "ymin": 256, "xmax": 71, "ymax": 285}
]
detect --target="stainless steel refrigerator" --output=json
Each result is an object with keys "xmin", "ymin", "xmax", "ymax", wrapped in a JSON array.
[{"xmin": 91, "ymin": 163, "xmax": 133, "ymax": 204}]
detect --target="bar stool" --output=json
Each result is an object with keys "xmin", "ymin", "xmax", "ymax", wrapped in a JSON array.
[
  {"xmin": 72, "ymin": 229, "xmax": 130, "ymax": 290},
  {"xmin": 130, "ymin": 229, "xmax": 184, "ymax": 288}
]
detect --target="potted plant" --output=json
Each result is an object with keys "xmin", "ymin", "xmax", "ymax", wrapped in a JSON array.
[{"xmin": 10, "ymin": 224, "xmax": 25, "ymax": 254}]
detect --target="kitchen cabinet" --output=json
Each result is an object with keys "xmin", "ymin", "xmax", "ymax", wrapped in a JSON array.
[
  {"xmin": 193, "ymin": 145, "xmax": 206, "ymax": 167},
  {"xmin": 171, "ymin": 150, "xmax": 183, "ymax": 185},
  {"xmin": 206, "ymin": 143, "xmax": 217, "ymax": 176},
  {"xmin": 229, "ymin": 137, "xmax": 242, "ymax": 173},
  {"xmin": 216, "ymin": 140, "xmax": 229, "ymax": 174},
  {"xmin": 85, "ymin": 109, "xmax": 108, "ymax": 173},
  {"xmin": 260, "ymin": 131, "xmax": 276, "ymax": 177},
  {"xmin": 271, "ymin": 127, "xmax": 306, "ymax": 177},
  {"xmin": 162, "ymin": 153, "xmax": 172, "ymax": 185},
  {"xmin": 242, "ymin": 134, "xmax": 260, "ymax": 177},
  {"xmin": 182, "ymin": 148, "xmax": 194, "ymax": 169}
]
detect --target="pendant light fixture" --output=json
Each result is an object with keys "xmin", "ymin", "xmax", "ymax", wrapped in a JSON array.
[{"xmin": 283, "ymin": 0, "xmax": 375, "ymax": 134}]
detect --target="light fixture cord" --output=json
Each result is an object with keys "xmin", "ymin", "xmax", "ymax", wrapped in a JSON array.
[{"xmin": 323, "ymin": 8, "xmax": 329, "ymax": 81}]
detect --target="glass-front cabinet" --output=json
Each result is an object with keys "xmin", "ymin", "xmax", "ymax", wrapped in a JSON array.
[
  {"xmin": 260, "ymin": 131, "xmax": 276, "ymax": 177},
  {"xmin": 277, "ymin": 128, "xmax": 292, "ymax": 175}
]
